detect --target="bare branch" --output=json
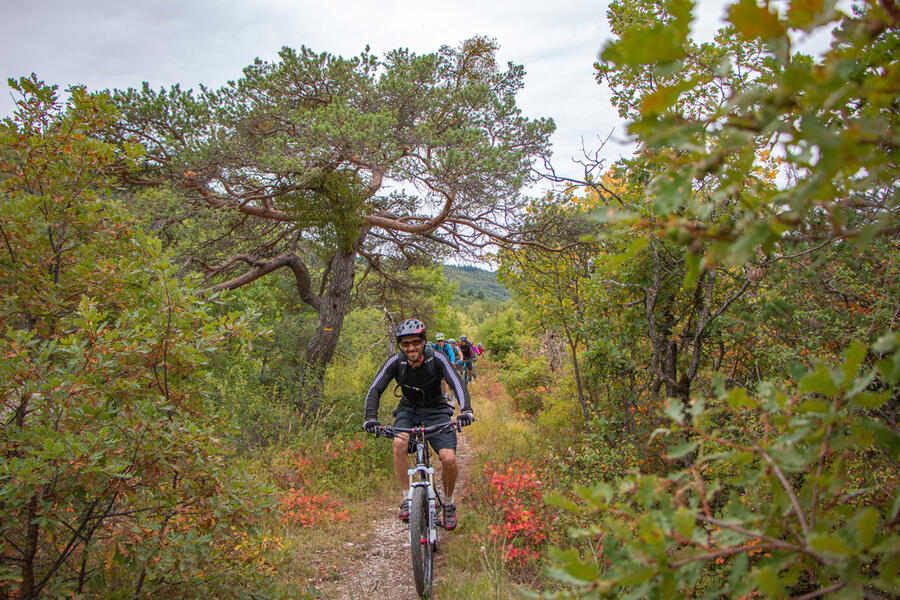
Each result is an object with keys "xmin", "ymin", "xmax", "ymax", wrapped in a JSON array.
[{"xmin": 201, "ymin": 251, "xmax": 321, "ymax": 311}]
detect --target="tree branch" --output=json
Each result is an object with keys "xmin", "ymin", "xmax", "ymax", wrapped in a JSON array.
[{"xmin": 201, "ymin": 251, "xmax": 322, "ymax": 311}]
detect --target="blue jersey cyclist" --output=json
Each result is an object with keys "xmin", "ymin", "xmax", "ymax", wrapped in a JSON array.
[
  {"xmin": 433, "ymin": 332, "xmax": 456, "ymax": 363},
  {"xmin": 363, "ymin": 319, "xmax": 474, "ymax": 530},
  {"xmin": 433, "ymin": 333, "xmax": 457, "ymax": 399}
]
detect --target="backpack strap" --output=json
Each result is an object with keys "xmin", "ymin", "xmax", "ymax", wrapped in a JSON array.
[
  {"xmin": 424, "ymin": 345, "xmax": 437, "ymax": 379},
  {"xmin": 395, "ymin": 345, "xmax": 439, "ymax": 394}
]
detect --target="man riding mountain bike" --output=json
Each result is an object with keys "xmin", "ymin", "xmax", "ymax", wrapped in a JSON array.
[
  {"xmin": 457, "ymin": 335, "xmax": 477, "ymax": 381},
  {"xmin": 363, "ymin": 319, "xmax": 474, "ymax": 530},
  {"xmin": 448, "ymin": 338, "xmax": 462, "ymax": 371}
]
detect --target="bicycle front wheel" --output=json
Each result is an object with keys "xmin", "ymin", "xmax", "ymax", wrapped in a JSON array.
[{"xmin": 409, "ymin": 486, "xmax": 433, "ymax": 597}]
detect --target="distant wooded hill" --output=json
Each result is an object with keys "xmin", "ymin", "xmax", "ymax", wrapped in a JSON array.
[{"xmin": 443, "ymin": 264, "xmax": 511, "ymax": 302}]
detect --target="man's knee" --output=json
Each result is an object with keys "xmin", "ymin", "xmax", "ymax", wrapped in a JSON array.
[
  {"xmin": 393, "ymin": 436, "xmax": 409, "ymax": 453},
  {"xmin": 439, "ymin": 449, "xmax": 457, "ymax": 468}
]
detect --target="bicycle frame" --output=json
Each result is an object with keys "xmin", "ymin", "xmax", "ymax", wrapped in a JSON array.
[{"xmin": 456, "ymin": 360, "xmax": 469, "ymax": 382}]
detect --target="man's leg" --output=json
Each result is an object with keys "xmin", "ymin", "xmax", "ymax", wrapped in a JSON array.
[
  {"xmin": 393, "ymin": 434, "xmax": 410, "ymax": 493},
  {"xmin": 438, "ymin": 448, "xmax": 460, "ymax": 530},
  {"xmin": 438, "ymin": 449, "xmax": 458, "ymax": 498},
  {"xmin": 393, "ymin": 433, "xmax": 412, "ymax": 521}
]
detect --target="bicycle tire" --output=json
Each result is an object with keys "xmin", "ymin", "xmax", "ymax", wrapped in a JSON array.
[{"xmin": 409, "ymin": 486, "xmax": 433, "ymax": 597}]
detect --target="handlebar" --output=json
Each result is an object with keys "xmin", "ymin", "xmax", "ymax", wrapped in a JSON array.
[{"xmin": 374, "ymin": 419, "xmax": 463, "ymax": 438}]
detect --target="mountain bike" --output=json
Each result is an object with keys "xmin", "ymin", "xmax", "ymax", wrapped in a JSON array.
[{"xmin": 373, "ymin": 419, "xmax": 463, "ymax": 598}]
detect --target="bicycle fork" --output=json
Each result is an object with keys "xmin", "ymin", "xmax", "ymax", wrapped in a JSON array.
[{"xmin": 408, "ymin": 465, "xmax": 439, "ymax": 545}]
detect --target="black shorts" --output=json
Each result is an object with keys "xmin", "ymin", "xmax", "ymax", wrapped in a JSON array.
[{"xmin": 392, "ymin": 403, "xmax": 457, "ymax": 453}]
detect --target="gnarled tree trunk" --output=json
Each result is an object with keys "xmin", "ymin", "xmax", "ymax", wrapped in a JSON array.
[{"xmin": 296, "ymin": 249, "xmax": 357, "ymax": 415}]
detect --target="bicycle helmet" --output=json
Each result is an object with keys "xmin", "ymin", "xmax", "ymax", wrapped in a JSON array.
[
  {"xmin": 460, "ymin": 334, "xmax": 468, "ymax": 341},
  {"xmin": 395, "ymin": 318, "xmax": 427, "ymax": 342},
  {"xmin": 435, "ymin": 332, "xmax": 445, "ymax": 341},
  {"xmin": 448, "ymin": 338, "xmax": 456, "ymax": 344}
]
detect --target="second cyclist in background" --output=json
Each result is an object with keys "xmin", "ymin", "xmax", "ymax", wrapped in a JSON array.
[
  {"xmin": 433, "ymin": 333, "xmax": 457, "ymax": 401},
  {"xmin": 448, "ymin": 338, "xmax": 463, "ymax": 374}
]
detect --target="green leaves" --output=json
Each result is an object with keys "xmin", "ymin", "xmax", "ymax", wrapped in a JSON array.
[
  {"xmin": 602, "ymin": 0, "xmax": 694, "ymax": 66},
  {"xmin": 851, "ymin": 507, "xmax": 880, "ymax": 549},
  {"xmin": 727, "ymin": 0, "xmax": 786, "ymax": 41},
  {"xmin": 874, "ymin": 332, "xmax": 900, "ymax": 385},
  {"xmin": 540, "ymin": 1, "xmax": 900, "ymax": 597},
  {"xmin": 754, "ymin": 565, "xmax": 782, "ymax": 598},
  {"xmin": 603, "ymin": 24, "xmax": 688, "ymax": 66},
  {"xmin": 663, "ymin": 398, "xmax": 686, "ymax": 423},
  {"xmin": 641, "ymin": 82, "xmax": 689, "ymax": 115},
  {"xmin": 787, "ymin": 0, "xmax": 840, "ymax": 31},
  {"xmin": 725, "ymin": 387, "xmax": 758, "ymax": 409},
  {"xmin": 666, "ymin": 440, "xmax": 700, "ymax": 460},
  {"xmin": 799, "ymin": 365, "xmax": 840, "ymax": 396},
  {"xmin": 547, "ymin": 547, "xmax": 602, "ymax": 585},
  {"xmin": 597, "ymin": 0, "xmax": 899, "ymax": 283},
  {"xmin": 672, "ymin": 505, "xmax": 696, "ymax": 538},
  {"xmin": 547, "ymin": 333, "xmax": 900, "ymax": 598}
]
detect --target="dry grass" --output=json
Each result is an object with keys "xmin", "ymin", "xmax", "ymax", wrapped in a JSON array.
[
  {"xmin": 273, "ymin": 476, "xmax": 399, "ymax": 596},
  {"xmin": 466, "ymin": 359, "xmax": 541, "ymax": 464}
]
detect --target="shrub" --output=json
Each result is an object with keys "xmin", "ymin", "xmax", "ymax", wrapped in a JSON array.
[
  {"xmin": 481, "ymin": 461, "xmax": 551, "ymax": 566},
  {"xmin": 0, "ymin": 78, "xmax": 283, "ymax": 599},
  {"xmin": 319, "ymin": 353, "xmax": 379, "ymax": 435},
  {"xmin": 501, "ymin": 354, "xmax": 554, "ymax": 416},
  {"xmin": 545, "ymin": 338, "xmax": 900, "ymax": 599},
  {"xmin": 534, "ymin": 376, "xmax": 584, "ymax": 437},
  {"xmin": 478, "ymin": 306, "xmax": 525, "ymax": 361}
]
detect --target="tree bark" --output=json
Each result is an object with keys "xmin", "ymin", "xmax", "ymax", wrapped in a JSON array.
[
  {"xmin": 20, "ymin": 494, "xmax": 39, "ymax": 600},
  {"xmin": 562, "ymin": 326, "xmax": 590, "ymax": 421},
  {"xmin": 296, "ymin": 249, "xmax": 357, "ymax": 414}
]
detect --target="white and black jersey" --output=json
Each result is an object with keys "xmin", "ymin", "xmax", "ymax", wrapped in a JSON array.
[{"xmin": 364, "ymin": 345, "xmax": 470, "ymax": 420}]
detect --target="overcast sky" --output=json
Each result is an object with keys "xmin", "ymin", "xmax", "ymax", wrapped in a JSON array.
[{"xmin": 1, "ymin": 0, "xmax": 742, "ymax": 178}]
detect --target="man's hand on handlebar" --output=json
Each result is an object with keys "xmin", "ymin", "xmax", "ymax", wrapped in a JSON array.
[
  {"xmin": 363, "ymin": 419, "xmax": 381, "ymax": 434},
  {"xmin": 457, "ymin": 411, "xmax": 474, "ymax": 427}
]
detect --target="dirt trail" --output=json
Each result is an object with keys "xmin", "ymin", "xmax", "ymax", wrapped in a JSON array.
[{"xmin": 321, "ymin": 432, "xmax": 475, "ymax": 599}]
